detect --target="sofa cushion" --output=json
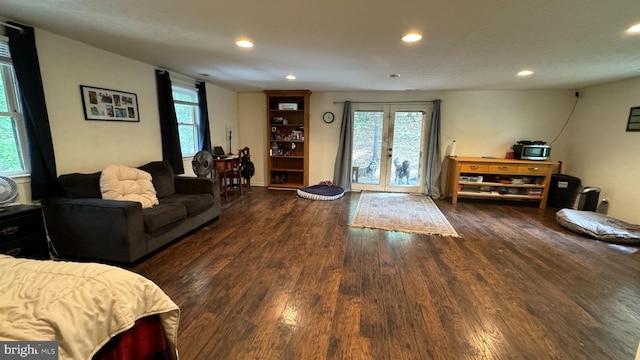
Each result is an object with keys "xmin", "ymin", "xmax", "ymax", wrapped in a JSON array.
[
  {"xmin": 58, "ymin": 172, "xmax": 102, "ymax": 198},
  {"xmin": 160, "ymin": 193, "xmax": 214, "ymax": 216},
  {"xmin": 141, "ymin": 203, "xmax": 187, "ymax": 233},
  {"xmin": 100, "ymin": 165, "xmax": 159, "ymax": 209},
  {"xmin": 138, "ymin": 161, "xmax": 176, "ymax": 199}
]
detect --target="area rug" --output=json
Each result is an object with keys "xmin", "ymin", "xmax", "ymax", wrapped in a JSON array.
[{"xmin": 350, "ymin": 192, "xmax": 459, "ymax": 237}]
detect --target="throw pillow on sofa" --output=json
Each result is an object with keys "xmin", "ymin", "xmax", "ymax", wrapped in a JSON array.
[
  {"xmin": 58, "ymin": 172, "xmax": 102, "ymax": 198},
  {"xmin": 138, "ymin": 160, "xmax": 176, "ymax": 198},
  {"xmin": 100, "ymin": 165, "xmax": 159, "ymax": 208}
]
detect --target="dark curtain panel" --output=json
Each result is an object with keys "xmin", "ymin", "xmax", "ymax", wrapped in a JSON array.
[
  {"xmin": 155, "ymin": 69, "xmax": 184, "ymax": 174},
  {"xmin": 332, "ymin": 101, "xmax": 353, "ymax": 191},
  {"xmin": 425, "ymin": 99, "xmax": 442, "ymax": 198},
  {"xmin": 196, "ymin": 81, "xmax": 212, "ymax": 153},
  {"xmin": 7, "ymin": 23, "xmax": 60, "ymax": 199}
]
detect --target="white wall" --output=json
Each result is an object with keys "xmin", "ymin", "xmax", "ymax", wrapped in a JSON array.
[
  {"xmin": 238, "ymin": 89, "xmax": 575, "ymax": 188},
  {"xmin": 561, "ymin": 77, "xmax": 640, "ymax": 223},
  {"xmin": 237, "ymin": 93, "xmax": 265, "ymax": 185},
  {"xmin": 15, "ymin": 28, "xmax": 237, "ymax": 200},
  {"xmin": 36, "ymin": 30, "xmax": 162, "ymax": 175}
]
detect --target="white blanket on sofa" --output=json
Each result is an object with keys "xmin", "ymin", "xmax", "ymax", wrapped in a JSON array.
[
  {"xmin": 0, "ymin": 255, "xmax": 179, "ymax": 359},
  {"xmin": 100, "ymin": 164, "xmax": 159, "ymax": 208}
]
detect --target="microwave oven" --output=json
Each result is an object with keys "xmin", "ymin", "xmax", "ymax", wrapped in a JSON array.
[{"xmin": 512, "ymin": 144, "xmax": 550, "ymax": 161}]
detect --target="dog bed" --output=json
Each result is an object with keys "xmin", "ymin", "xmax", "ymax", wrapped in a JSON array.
[
  {"xmin": 297, "ymin": 184, "xmax": 345, "ymax": 201},
  {"xmin": 556, "ymin": 208, "xmax": 640, "ymax": 244}
]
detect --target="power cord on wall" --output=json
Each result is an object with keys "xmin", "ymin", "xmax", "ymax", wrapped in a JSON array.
[{"xmin": 550, "ymin": 91, "xmax": 580, "ymax": 145}]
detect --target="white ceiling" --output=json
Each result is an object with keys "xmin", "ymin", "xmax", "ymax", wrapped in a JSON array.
[{"xmin": 0, "ymin": 0, "xmax": 639, "ymax": 92}]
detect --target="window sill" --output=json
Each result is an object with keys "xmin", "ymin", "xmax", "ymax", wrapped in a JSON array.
[{"xmin": 4, "ymin": 174, "xmax": 31, "ymax": 184}]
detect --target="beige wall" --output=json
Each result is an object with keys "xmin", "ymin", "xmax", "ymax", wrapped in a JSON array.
[
  {"xmin": 560, "ymin": 77, "xmax": 640, "ymax": 223},
  {"xmin": 36, "ymin": 30, "xmax": 162, "ymax": 175},
  {"xmin": 15, "ymin": 28, "xmax": 237, "ymax": 200},
  {"xmin": 239, "ymin": 89, "xmax": 575, "ymax": 188}
]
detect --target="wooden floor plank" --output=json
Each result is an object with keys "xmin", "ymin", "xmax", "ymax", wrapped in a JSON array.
[{"xmin": 132, "ymin": 189, "xmax": 640, "ymax": 360}]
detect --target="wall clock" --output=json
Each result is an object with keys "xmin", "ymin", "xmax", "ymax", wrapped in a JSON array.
[{"xmin": 323, "ymin": 111, "xmax": 335, "ymax": 123}]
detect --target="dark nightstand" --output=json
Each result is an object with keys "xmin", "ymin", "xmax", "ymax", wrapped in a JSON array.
[{"xmin": 0, "ymin": 204, "xmax": 49, "ymax": 260}]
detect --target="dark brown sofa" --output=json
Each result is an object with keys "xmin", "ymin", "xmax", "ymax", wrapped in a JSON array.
[{"xmin": 42, "ymin": 161, "xmax": 220, "ymax": 263}]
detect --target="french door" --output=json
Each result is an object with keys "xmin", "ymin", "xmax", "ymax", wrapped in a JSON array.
[{"xmin": 351, "ymin": 104, "xmax": 431, "ymax": 193}]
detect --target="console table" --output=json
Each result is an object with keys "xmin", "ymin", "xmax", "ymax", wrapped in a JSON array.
[{"xmin": 446, "ymin": 157, "xmax": 557, "ymax": 209}]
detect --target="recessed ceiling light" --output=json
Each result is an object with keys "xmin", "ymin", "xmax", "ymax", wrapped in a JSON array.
[
  {"xmin": 402, "ymin": 33, "xmax": 422, "ymax": 42},
  {"xmin": 236, "ymin": 39, "xmax": 254, "ymax": 48},
  {"xmin": 285, "ymin": 74, "xmax": 296, "ymax": 80},
  {"xmin": 388, "ymin": 73, "xmax": 400, "ymax": 78},
  {"xmin": 626, "ymin": 23, "xmax": 640, "ymax": 34},
  {"xmin": 517, "ymin": 69, "xmax": 533, "ymax": 77}
]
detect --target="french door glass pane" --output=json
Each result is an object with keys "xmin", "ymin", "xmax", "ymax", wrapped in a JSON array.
[
  {"xmin": 353, "ymin": 111, "xmax": 383, "ymax": 184},
  {"xmin": 389, "ymin": 111, "xmax": 423, "ymax": 186}
]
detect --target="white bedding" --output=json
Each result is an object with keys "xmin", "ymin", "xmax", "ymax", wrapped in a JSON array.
[{"xmin": 0, "ymin": 255, "xmax": 179, "ymax": 359}]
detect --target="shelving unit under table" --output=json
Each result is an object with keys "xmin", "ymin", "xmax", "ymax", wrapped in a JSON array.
[{"xmin": 446, "ymin": 156, "xmax": 558, "ymax": 209}]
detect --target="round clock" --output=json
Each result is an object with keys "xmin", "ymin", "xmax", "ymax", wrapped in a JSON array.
[{"xmin": 323, "ymin": 111, "xmax": 335, "ymax": 123}]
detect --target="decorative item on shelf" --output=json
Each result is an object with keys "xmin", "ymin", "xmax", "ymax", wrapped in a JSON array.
[
  {"xmin": 271, "ymin": 172, "xmax": 287, "ymax": 184},
  {"xmin": 278, "ymin": 103, "xmax": 298, "ymax": 110},
  {"xmin": 290, "ymin": 130, "xmax": 302, "ymax": 140}
]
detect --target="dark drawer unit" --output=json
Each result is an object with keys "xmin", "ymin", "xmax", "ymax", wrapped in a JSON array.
[{"xmin": 0, "ymin": 205, "xmax": 49, "ymax": 260}]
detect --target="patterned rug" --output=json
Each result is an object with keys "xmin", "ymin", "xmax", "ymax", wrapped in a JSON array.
[{"xmin": 350, "ymin": 192, "xmax": 460, "ymax": 237}]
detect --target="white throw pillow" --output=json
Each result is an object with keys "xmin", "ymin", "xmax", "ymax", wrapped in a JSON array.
[{"xmin": 100, "ymin": 165, "xmax": 159, "ymax": 209}]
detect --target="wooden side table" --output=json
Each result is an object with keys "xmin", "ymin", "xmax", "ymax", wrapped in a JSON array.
[
  {"xmin": 214, "ymin": 157, "xmax": 243, "ymax": 202},
  {"xmin": 0, "ymin": 205, "xmax": 49, "ymax": 259}
]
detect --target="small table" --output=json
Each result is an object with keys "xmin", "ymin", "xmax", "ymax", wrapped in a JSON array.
[{"xmin": 214, "ymin": 157, "xmax": 243, "ymax": 201}]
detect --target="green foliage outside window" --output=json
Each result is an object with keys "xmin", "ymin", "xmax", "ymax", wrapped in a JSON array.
[{"xmin": 0, "ymin": 67, "xmax": 25, "ymax": 174}]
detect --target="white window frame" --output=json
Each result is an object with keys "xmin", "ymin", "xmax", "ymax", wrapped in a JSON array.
[
  {"xmin": 0, "ymin": 37, "xmax": 30, "ymax": 177},
  {"xmin": 171, "ymin": 83, "xmax": 200, "ymax": 157}
]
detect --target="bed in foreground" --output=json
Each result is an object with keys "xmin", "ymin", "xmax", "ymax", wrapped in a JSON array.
[{"xmin": 0, "ymin": 255, "xmax": 180, "ymax": 359}]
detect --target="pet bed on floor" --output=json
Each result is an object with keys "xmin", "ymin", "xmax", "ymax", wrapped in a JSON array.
[
  {"xmin": 297, "ymin": 184, "xmax": 345, "ymax": 201},
  {"xmin": 556, "ymin": 208, "xmax": 640, "ymax": 244}
]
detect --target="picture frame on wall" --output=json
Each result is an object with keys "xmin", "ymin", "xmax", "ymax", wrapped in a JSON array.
[
  {"xmin": 80, "ymin": 85, "xmax": 140, "ymax": 122},
  {"xmin": 626, "ymin": 106, "xmax": 640, "ymax": 131}
]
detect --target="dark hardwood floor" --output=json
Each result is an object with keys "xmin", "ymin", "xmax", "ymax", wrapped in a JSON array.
[{"xmin": 133, "ymin": 187, "xmax": 640, "ymax": 360}]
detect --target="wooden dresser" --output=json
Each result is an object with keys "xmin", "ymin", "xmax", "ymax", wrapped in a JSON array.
[
  {"xmin": 0, "ymin": 205, "xmax": 49, "ymax": 259},
  {"xmin": 446, "ymin": 157, "xmax": 557, "ymax": 209}
]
